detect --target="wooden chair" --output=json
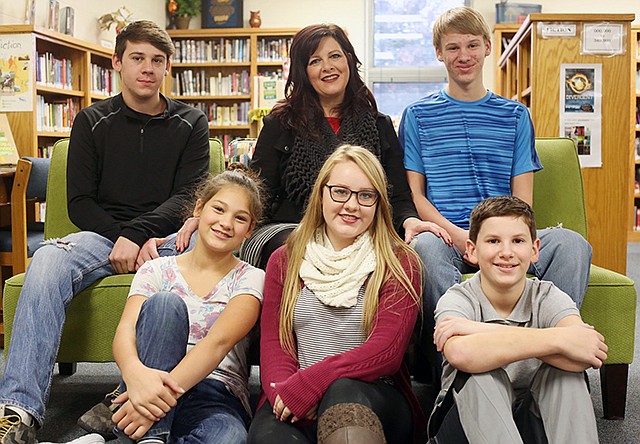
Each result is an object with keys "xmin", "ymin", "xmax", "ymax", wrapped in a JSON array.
[
  {"xmin": 3, "ymin": 137, "xmax": 225, "ymax": 374},
  {"xmin": 0, "ymin": 157, "xmax": 49, "ymax": 275}
]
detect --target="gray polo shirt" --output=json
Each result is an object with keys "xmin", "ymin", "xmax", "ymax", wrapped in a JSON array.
[{"xmin": 434, "ymin": 272, "xmax": 580, "ymax": 400}]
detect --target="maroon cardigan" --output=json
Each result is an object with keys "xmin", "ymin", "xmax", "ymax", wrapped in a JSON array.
[{"xmin": 257, "ymin": 245, "xmax": 426, "ymax": 438}]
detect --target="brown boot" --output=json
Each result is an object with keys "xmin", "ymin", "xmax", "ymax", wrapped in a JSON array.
[{"xmin": 317, "ymin": 403, "xmax": 387, "ymax": 444}]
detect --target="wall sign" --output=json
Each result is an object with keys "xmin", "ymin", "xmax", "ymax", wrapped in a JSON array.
[
  {"xmin": 540, "ymin": 23, "xmax": 576, "ymax": 38},
  {"xmin": 582, "ymin": 23, "xmax": 624, "ymax": 55}
]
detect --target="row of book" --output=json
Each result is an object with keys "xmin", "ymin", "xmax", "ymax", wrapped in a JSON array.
[
  {"xmin": 189, "ymin": 102, "xmax": 250, "ymax": 126},
  {"xmin": 172, "ymin": 70, "xmax": 250, "ymax": 97},
  {"xmin": 257, "ymin": 38, "xmax": 292, "ymax": 62},
  {"xmin": 38, "ymin": 143, "xmax": 55, "ymax": 158},
  {"xmin": 91, "ymin": 64, "xmax": 119, "ymax": 97},
  {"xmin": 36, "ymin": 52, "xmax": 73, "ymax": 90},
  {"xmin": 36, "ymin": 95, "xmax": 78, "ymax": 132},
  {"xmin": 637, "ymin": 69, "xmax": 640, "ymax": 93},
  {"xmin": 634, "ymin": 205, "xmax": 640, "ymax": 232},
  {"xmin": 173, "ymin": 38, "xmax": 251, "ymax": 64}
]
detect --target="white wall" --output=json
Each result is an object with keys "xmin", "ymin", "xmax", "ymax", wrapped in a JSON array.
[
  {"xmin": 0, "ymin": 1, "xmax": 162, "ymax": 48},
  {"xmin": 242, "ymin": 0, "xmax": 366, "ymax": 65}
]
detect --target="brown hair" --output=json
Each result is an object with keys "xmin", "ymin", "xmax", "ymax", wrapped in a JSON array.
[
  {"xmin": 469, "ymin": 196, "xmax": 536, "ymax": 243},
  {"xmin": 270, "ymin": 23, "xmax": 377, "ymax": 136},
  {"xmin": 114, "ymin": 20, "xmax": 174, "ymax": 61},
  {"xmin": 432, "ymin": 6, "xmax": 491, "ymax": 51},
  {"xmin": 195, "ymin": 168, "xmax": 264, "ymax": 225}
]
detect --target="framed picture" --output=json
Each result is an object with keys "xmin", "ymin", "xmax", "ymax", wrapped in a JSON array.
[{"xmin": 202, "ymin": 0, "xmax": 243, "ymax": 28}]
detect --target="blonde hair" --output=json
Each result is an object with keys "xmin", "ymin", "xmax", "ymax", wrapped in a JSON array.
[
  {"xmin": 432, "ymin": 6, "xmax": 491, "ymax": 50},
  {"xmin": 278, "ymin": 145, "xmax": 422, "ymax": 355}
]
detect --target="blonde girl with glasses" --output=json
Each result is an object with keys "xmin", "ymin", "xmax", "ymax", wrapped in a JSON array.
[{"xmin": 247, "ymin": 145, "xmax": 426, "ymax": 444}]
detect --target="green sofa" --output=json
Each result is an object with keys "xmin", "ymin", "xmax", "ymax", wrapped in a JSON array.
[{"xmin": 489, "ymin": 138, "xmax": 635, "ymax": 419}]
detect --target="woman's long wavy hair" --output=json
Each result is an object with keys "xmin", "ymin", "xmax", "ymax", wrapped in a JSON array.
[
  {"xmin": 270, "ymin": 24, "xmax": 378, "ymax": 138},
  {"xmin": 278, "ymin": 145, "xmax": 422, "ymax": 356}
]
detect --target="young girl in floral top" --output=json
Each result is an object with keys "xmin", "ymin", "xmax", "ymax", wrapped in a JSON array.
[{"xmin": 111, "ymin": 169, "xmax": 265, "ymax": 444}]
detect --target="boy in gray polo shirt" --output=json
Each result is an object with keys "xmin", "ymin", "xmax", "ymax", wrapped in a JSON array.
[{"xmin": 427, "ymin": 196, "xmax": 605, "ymax": 443}]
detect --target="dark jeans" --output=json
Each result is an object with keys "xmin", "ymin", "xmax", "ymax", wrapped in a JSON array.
[{"xmin": 247, "ymin": 378, "xmax": 412, "ymax": 444}]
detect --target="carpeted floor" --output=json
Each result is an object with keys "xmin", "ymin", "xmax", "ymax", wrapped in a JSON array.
[{"xmin": 2, "ymin": 243, "xmax": 639, "ymax": 443}]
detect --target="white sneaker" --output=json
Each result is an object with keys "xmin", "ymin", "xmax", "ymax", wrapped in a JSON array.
[{"xmin": 39, "ymin": 433, "xmax": 105, "ymax": 444}]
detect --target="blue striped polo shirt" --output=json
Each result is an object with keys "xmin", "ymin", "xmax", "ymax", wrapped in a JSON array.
[{"xmin": 399, "ymin": 90, "xmax": 542, "ymax": 229}]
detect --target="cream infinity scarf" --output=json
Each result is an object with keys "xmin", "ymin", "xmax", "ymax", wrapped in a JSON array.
[{"xmin": 299, "ymin": 229, "xmax": 376, "ymax": 308}]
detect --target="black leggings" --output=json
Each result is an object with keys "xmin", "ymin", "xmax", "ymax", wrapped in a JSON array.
[{"xmin": 247, "ymin": 378, "xmax": 413, "ymax": 444}]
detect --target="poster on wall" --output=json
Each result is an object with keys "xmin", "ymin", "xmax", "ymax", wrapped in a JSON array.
[
  {"xmin": 0, "ymin": 34, "xmax": 34, "ymax": 112},
  {"xmin": 559, "ymin": 63, "xmax": 602, "ymax": 168}
]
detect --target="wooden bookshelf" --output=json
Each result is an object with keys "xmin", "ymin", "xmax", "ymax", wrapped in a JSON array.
[
  {"xmin": 631, "ymin": 26, "xmax": 640, "ymax": 241},
  {"xmin": 165, "ymin": 28, "xmax": 297, "ymax": 159},
  {"xmin": 493, "ymin": 23, "xmax": 521, "ymax": 100},
  {"xmin": 497, "ymin": 14, "xmax": 635, "ymax": 274},
  {"xmin": 0, "ymin": 25, "xmax": 117, "ymax": 159}
]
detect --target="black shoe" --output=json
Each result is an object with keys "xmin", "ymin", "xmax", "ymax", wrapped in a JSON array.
[{"xmin": 77, "ymin": 387, "xmax": 120, "ymax": 439}]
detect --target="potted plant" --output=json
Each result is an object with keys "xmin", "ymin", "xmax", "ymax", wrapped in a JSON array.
[{"xmin": 168, "ymin": 0, "xmax": 201, "ymax": 29}]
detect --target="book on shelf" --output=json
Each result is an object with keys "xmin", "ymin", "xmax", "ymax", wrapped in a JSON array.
[
  {"xmin": 38, "ymin": 143, "xmax": 55, "ymax": 158},
  {"xmin": 172, "ymin": 69, "xmax": 249, "ymax": 96},
  {"xmin": 36, "ymin": 52, "xmax": 73, "ymax": 90},
  {"xmin": 173, "ymin": 38, "xmax": 250, "ymax": 64},
  {"xmin": 227, "ymin": 138, "xmax": 257, "ymax": 166},
  {"xmin": 91, "ymin": 63, "xmax": 118, "ymax": 96},
  {"xmin": 36, "ymin": 95, "xmax": 78, "ymax": 132},
  {"xmin": 188, "ymin": 102, "xmax": 250, "ymax": 126},
  {"xmin": 0, "ymin": 114, "xmax": 19, "ymax": 165},
  {"xmin": 59, "ymin": 6, "xmax": 74, "ymax": 36},
  {"xmin": 257, "ymin": 37, "xmax": 292, "ymax": 62}
]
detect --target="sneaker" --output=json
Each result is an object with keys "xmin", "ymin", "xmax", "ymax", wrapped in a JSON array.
[
  {"xmin": 77, "ymin": 387, "xmax": 120, "ymax": 438},
  {"xmin": 39, "ymin": 434, "xmax": 105, "ymax": 444},
  {"xmin": 0, "ymin": 409, "xmax": 36, "ymax": 444}
]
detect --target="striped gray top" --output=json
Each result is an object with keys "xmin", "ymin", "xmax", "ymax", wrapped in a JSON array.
[{"xmin": 294, "ymin": 285, "xmax": 366, "ymax": 369}]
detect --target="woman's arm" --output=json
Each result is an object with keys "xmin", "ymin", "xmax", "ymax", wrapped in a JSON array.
[
  {"xmin": 273, "ymin": 255, "xmax": 421, "ymax": 418},
  {"xmin": 249, "ymin": 116, "xmax": 287, "ymax": 217}
]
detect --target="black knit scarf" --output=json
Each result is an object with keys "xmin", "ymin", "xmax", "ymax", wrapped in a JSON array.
[{"xmin": 283, "ymin": 107, "xmax": 381, "ymax": 208}]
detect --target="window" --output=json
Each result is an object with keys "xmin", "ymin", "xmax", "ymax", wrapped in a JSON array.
[{"xmin": 367, "ymin": 0, "xmax": 468, "ymax": 123}]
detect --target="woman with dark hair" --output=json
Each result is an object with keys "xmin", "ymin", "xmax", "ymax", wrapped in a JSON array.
[{"xmin": 175, "ymin": 23, "xmax": 450, "ymax": 269}]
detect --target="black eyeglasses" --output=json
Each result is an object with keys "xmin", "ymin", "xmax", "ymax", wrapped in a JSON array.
[{"xmin": 325, "ymin": 185, "xmax": 379, "ymax": 207}]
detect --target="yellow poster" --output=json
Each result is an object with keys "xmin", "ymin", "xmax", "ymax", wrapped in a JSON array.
[
  {"xmin": 0, "ymin": 114, "xmax": 19, "ymax": 165},
  {"xmin": 0, "ymin": 34, "xmax": 34, "ymax": 112}
]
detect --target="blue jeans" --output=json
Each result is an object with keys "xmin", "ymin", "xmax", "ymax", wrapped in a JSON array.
[
  {"xmin": 0, "ymin": 232, "xmax": 118, "ymax": 426},
  {"xmin": 413, "ymin": 226, "xmax": 592, "ymax": 316},
  {"xmin": 116, "ymin": 292, "xmax": 249, "ymax": 444},
  {"xmin": 0, "ymin": 231, "xmax": 187, "ymax": 426}
]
